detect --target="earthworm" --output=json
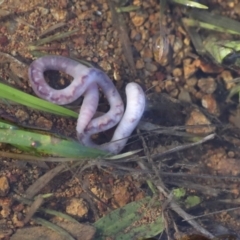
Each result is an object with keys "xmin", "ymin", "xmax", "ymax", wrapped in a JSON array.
[{"xmin": 28, "ymin": 55, "xmax": 145, "ymax": 154}]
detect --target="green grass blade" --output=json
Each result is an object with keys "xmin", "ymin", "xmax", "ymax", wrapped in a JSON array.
[
  {"xmin": 0, "ymin": 128, "xmax": 106, "ymax": 158},
  {"xmin": 29, "ymin": 29, "xmax": 79, "ymax": 47},
  {"xmin": 0, "ymin": 83, "xmax": 78, "ymax": 118},
  {"xmin": 172, "ymin": 0, "xmax": 208, "ymax": 9},
  {"xmin": 0, "ymin": 120, "xmax": 19, "ymax": 129}
]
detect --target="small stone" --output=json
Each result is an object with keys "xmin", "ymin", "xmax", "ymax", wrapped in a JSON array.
[
  {"xmin": 35, "ymin": 116, "xmax": 53, "ymax": 130},
  {"xmin": 113, "ymin": 184, "xmax": 131, "ymax": 207},
  {"xmin": 220, "ymin": 70, "xmax": 235, "ymax": 90},
  {"xmin": 15, "ymin": 109, "xmax": 29, "ymax": 122},
  {"xmin": 172, "ymin": 68, "xmax": 182, "ymax": 78},
  {"xmin": 154, "ymin": 71, "xmax": 165, "ymax": 82},
  {"xmin": 1, "ymin": 205, "xmax": 11, "ymax": 218},
  {"xmin": 198, "ymin": 77, "xmax": 217, "ymax": 94},
  {"xmin": 66, "ymin": 198, "xmax": 89, "ymax": 218},
  {"xmin": 173, "ymin": 37, "xmax": 183, "ymax": 53},
  {"xmin": 131, "ymin": 12, "xmax": 147, "ymax": 27},
  {"xmin": 228, "ymin": 151, "xmax": 235, "ymax": 158},
  {"xmin": 165, "ymin": 80, "xmax": 176, "ymax": 93},
  {"xmin": 186, "ymin": 77, "xmax": 197, "ymax": 87},
  {"xmin": 194, "ymin": 91, "xmax": 204, "ymax": 100},
  {"xmin": 185, "ymin": 109, "xmax": 215, "ymax": 134},
  {"xmin": 169, "ymin": 88, "xmax": 179, "ymax": 98},
  {"xmin": 0, "ymin": 197, "xmax": 12, "ymax": 218},
  {"xmin": 37, "ymin": 7, "xmax": 49, "ymax": 15},
  {"xmin": 155, "ymin": 85, "xmax": 162, "ymax": 93},
  {"xmin": 178, "ymin": 88, "xmax": 192, "ymax": 103},
  {"xmin": 151, "ymin": 80, "xmax": 159, "ymax": 87},
  {"xmin": 140, "ymin": 28, "xmax": 149, "ymax": 41},
  {"xmin": 133, "ymin": 0, "xmax": 141, "ymax": 6},
  {"xmin": 202, "ymin": 94, "xmax": 220, "ymax": 116},
  {"xmin": 145, "ymin": 62, "xmax": 157, "ymax": 72},
  {"xmin": 50, "ymin": 8, "xmax": 68, "ymax": 21},
  {"xmin": 187, "ymin": 86, "xmax": 197, "ymax": 96},
  {"xmin": 0, "ymin": 177, "xmax": 9, "ymax": 197},
  {"xmin": 183, "ymin": 58, "xmax": 198, "ymax": 79},
  {"xmin": 130, "ymin": 29, "xmax": 141, "ymax": 41},
  {"xmin": 183, "ymin": 37, "xmax": 190, "ymax": 46},
  {"xmin": 135, "ymin": 59, "xmax": 144, "ymax": 69},
  {"xmin": 141, "ymin": 47, "xmax": 153, "ymax": 60},
  {"xmin": 197, "ymin": 59, "xmax": 223, "ymax": 74},
  {"xmin": 58, "ymin": 0, "xmax": 68, "ymax": 9},
  {"xmin": 133, "ymin": 41, "xmax": 143, "ymax": 52}
]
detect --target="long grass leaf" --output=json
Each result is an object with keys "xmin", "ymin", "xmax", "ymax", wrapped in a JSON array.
[
  {"xmin": 0, "ymin": 83, "xmax": 78, "ymax": 118},
  {"xmin": 0, "ymin": 128, "xmax": 106, "ymax": 158}
]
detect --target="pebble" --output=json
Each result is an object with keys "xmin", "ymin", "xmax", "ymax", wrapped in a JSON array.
[
  {"xmin": 113, "ymin": 183, "xmax": 131, "ymax": 207},
  {"xmin": 178, "ymin": 88, "xmax": 192, "ymax": 103},
  {"xmin": 0, "ymin": 176, "xmax": 9, "ymax": 197},
  {"xmin": 135, "ymin": 59, "xmax": 144, "ymax": 69},
  {"xmin": 50, "ymin": 8, "xmax": 68, "ymax": 21},
  {"xmin": 197, "ymin": 77, "xmax": 217, "ymax": 94},
  {"xmin": 169, "ymin": 88, "xmax": 179, "ymax": 98},
  {"xmin": 35, "ymin": 116, "xmax": 53, "ymax": 130},
  {"xmin": 186, "ymin": 76, "xmax": 197, "ymax": 87},
  {"xmin": 183, "ymin": 58, "xmax": 198, "ymax": 79},
  {"xmin": 141, "ymin": 47, "xmax": 153, "ymax": 60},
  {"xmin": 15, "ymin": 109, "xmax": 29, "ymax": 122},
  {"xmin": 201, "ymin": 94, "xmax": 220, "ymax": 116},
  {"xmin": 145, "ymin": 62, "xmax": 158, "ymax": 72},
  {"xmin": 173, "ymin": 36, "xmax": 183, "ymax": 53},
  {"xmin": 172, "ymin": 68, "xmax": 182, "ymax": 78},
  {"xmin": 130, "ymin": 12, "xmax": 147, "ymax": 27},
  {"xmin": 133, "ymin": 41, "xmax": 144, "ymax": 52},
  {"xmin": 165, "ymin": 80, "xmax": 176, "ymax": 93},
  {"xmin": 66, "ymin": 198, "xmax": 89, "ymax": 218},
  {"xmin": 220, "ymin": 70, "xmax": 235, "ymax": 90},
  {"xmin": 185, "ymin": 109, "xmax": 216, "ymax": 134},
  {"xmin": 130, "ymin": 29, "xmax": 141, "ymax": 41}
]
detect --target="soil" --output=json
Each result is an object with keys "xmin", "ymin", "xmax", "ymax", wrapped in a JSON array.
[{"xmin": 1, "ymin": 0, "xmax": 240, "ymax": 239}]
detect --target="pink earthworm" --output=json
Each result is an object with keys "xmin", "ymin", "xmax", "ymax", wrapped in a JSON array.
[{"xmin": 28, "ymin": 55, "xmax": 145, "ymax": 154}]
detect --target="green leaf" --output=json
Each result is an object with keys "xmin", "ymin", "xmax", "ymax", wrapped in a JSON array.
[
  {"xmin": 0, "ymin": 120, "xmax": 19, "ymax": 129},
  {"xmin": 173, "ymin": 188, "xmax": 186, "ymax": 199},
  {"xmin": 172, "ymin": 0, "xmax": 208, "ymax": 9},
  {"xmin": 0, "ymin": 128, "xmax": 106, "ymax": 158},
  {"xmin": 0, "ymin": 83, "xmax": 78, "ymax": 118},
  {"xmin": 185, "ymin": 196, "xmax": 201, "ymax": 208},
  {"xmin": 228, "ymin": 84, "xmax": 240, "ymax": 100},
  {"xmin": 94, "ymin": 197, "xmax": 164, "ymax": 240}
]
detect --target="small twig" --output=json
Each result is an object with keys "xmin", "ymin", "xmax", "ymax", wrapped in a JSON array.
[
  {"xmin": 183, "ymin": 206, "xmax": 240, "ymax": 222},
  {"xmin": 33, "ymin": 217, "xmax": 75, "ymax": 240},
  {"xmin": 25, "ymin": 164, "xmax": 66, "ymax": 199},
  {"xmin": 39, "ymin": 22, "xmax": 67, "ymax": 37},
  {"xmin": 29, "ymin": 29, "xmax": 79, "ymax": 49},
  {"xmin": 23, "ymin": 195, "xmax": 44, "ymax": 224},
  {"xmin": 14, "ymin": 194, "xmax": 79, "ymax": 223},
  {"xmin": 137, "ymin": 128, "xmax": 167, "ymax": 192},
  {"xmin": 155, "ymin": 180, "xmax": 215, "ymax": 238},
  {"xmin": 152, "ymin": 134, "xmax": 215, "ymax": 160},
  {"xmin": 137, "ymin": 130, "xmax": 214, "ymax": 238},
  {"xmin": 107, "ymin": 0, "xmax": 136, "ymax": 76}
]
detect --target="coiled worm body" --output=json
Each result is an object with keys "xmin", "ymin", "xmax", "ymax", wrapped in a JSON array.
[{"xmin": 28, "ymin": 55, "xmax": 145, "ymax": 154}]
